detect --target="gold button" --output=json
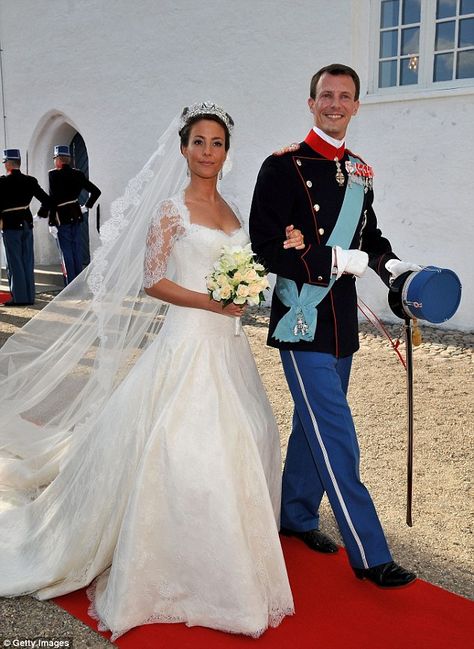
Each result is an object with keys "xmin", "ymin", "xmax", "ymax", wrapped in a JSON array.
[
  {"xmin": 318, "ymin": 228, "xmax": 325, "ymax": 235},
  {"xmin": 296, "ymin": 159, "xmax": 302, "ymax": 166},
  {"xmin": 313, "ymin": 203, "xmax": 320, "ymax": 212},
  {"xmin": 306, "ymin": 180, "xmax": 312, "ymax": 188},
  {"xmin": 317, "ymin": 275, "xmax": 323, "ymax": 281}
]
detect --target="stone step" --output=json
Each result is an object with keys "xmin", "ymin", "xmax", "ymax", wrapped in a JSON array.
[{"xmin": 1, "ymin": 264, "xmax": 64, "ymax": 293}]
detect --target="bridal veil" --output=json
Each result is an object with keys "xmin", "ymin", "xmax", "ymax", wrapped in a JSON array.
[{"xmin": 0, "ymin": 113, "xmax": 188, "ymax": 506}]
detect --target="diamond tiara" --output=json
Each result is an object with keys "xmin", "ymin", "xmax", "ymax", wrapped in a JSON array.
[{"xmin": 180, "ymin": 101, "xmax": 233, "ymax": 133}]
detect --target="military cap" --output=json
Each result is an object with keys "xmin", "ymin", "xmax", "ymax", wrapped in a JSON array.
[
  {"xmin": 53, "ymin": 145, "xmax": 71, "ymax": 158},
  {"xmin": 2, "ymin": 148, "xmax": 21, "ymax": 162}
]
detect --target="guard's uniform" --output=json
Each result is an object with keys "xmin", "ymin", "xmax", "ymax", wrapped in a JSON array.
[
  {"xmin": 249, "ymin": 130, "xmax": 399, "ymax": 569},
  {"xmin": 44, "ymin": 163, "xmax": 101, "ymax": 284},
  {"xmin": 0, "ymin": 169, "xmax": 51, "ymax": 304}
]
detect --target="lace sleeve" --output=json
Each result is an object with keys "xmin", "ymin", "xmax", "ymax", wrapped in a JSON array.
[{"xmin": 143, "ymin": 199, "xmax": 184, "ymax": 288}]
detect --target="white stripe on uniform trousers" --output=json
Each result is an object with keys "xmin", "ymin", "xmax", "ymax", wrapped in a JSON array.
[{"xmin": 289, "ymin": 350, "xmax": 369, "ymax": 568}]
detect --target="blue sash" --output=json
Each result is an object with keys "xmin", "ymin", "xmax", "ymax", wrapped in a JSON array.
[{"xmin": 273, "ymin": 155, "xmax": 364, "ymax": 343}]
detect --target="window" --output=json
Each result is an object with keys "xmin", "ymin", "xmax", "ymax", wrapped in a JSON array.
[
  {"xmin": 379, "ymin": 0, "xmax": 421, "ymax": 87},
  {"xmin": 434, "ymin": 0, "xmax": 474, "ymax": 81},
  {"xmin": 375, "ymin": 0, "xmax": 474, "ymax": 90}
]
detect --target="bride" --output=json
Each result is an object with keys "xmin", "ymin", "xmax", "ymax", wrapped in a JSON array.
[{"xmin": 0, "ymin": 102, "xmax": 301, "ymax": 638}]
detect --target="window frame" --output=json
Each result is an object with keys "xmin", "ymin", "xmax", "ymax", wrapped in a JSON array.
[{"xmin": 369, "ymin": 0, "xmax": 474, "ymax": 96}]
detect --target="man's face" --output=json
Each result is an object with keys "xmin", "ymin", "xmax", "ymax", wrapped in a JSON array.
[{"xmin": 308, "ymin": 72, "xmax": 359, "ymax": 140}]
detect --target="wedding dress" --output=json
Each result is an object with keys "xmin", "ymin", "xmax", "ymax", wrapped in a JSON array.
[{"xmin": 0, "ymin": 190, "xmax": 294, "ymax": 639}]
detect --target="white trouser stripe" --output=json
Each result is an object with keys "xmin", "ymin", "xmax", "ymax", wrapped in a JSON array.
[{"xmin": 289, "ymin": 351, "xmax": 369, "ymax": 568}]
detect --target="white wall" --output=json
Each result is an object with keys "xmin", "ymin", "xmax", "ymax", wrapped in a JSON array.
[
  {"xmin": 351, "ymin": 0, "xmax": 473, "ymax": 331},
  {"xmin": 0, "ymin": 0, "xmax": 471, "ymax": 329}
]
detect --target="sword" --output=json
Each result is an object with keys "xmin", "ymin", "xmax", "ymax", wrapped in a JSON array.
[{"xmin": 404, "ymin": 317, "xmax": 414, "ymax": 527}]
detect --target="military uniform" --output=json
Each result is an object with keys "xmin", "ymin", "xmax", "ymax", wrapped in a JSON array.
[
  {"xmin": 249, "ymin": 130, "xmax": 399, "ymax": 570},
  {"xmin": 42, "ymin": 150, "xmax": 101, "ymax": 284},
  {"xmin": 250, "ymin": 129, "xmax": 397, "ymax": 356},
  {"xmin": 0, "ymin": 161, "xmax": 51, "ymax": 305}
]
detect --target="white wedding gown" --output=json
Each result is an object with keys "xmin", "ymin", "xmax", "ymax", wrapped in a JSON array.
[{"xmin": 0, "ymin": 192, "xmax": 294, "ymax": 639}]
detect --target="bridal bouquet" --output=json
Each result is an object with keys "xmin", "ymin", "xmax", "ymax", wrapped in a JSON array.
[{"xmin": 206, "ymin": 243, "xmax": 270, "ymax": 335}]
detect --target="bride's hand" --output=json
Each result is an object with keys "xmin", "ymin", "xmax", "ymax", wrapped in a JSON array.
[
  {"xmin": 210, "ymin": 300, "xmax": 246, "ymax": 318},
  {"xmin": 284, "ymin": 225, "xmax": 305, "ymax": 250}
]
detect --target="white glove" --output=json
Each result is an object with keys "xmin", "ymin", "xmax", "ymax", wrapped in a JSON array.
[
  {"xmin": 32, "ymin": 214, "xmax": 39, "ymax": 222},
  {"xmin": 333, "ymin": 246, "xmax": 369, "ymax": 279},
  {"xmin": 49, "ymin": 225, "xmax": 58, "ymax": 239},
  {"xmin": 385, "ymin": 259, "xmax": 422, "ymax": 280},
  {"xmin": 80, "ymin": 205, "xmax": 88, "ymax": 214}
]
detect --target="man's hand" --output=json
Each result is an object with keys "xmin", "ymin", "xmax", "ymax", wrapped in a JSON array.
[
  {"xmin": 284, "ymin": 225, "xmax": 305, "ymax": 250},
  {"xmin": 334, "ymin": 246, "xmax": 368, "ymax": 279},
  {"xmin": 385, "ymin": 259, "xmax": 422, "ymax": 280}
]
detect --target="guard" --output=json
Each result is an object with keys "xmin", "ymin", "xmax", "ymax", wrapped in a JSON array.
[
  {"xmin": 44, "ymin": 145, "xmax": 101, "ymax": 284},
  {"xmin": 0, "ymin": 149, "xmax": 51, "ymax": 306}
]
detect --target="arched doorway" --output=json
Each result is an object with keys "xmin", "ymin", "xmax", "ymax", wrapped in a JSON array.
[{"xmin": 28, "ymin": 111, "xmax": 99, "ymax": 267}]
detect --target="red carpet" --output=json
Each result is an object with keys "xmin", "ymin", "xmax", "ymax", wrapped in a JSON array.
[
  {"xmin": 54, "ymin": 538, "xmax": 474, "ymax": 649},
  {"xmin": 0, "ymin": 291, "xmax": 12, "ymax": 304}
]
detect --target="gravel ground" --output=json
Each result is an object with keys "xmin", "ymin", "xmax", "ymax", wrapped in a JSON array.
[{"xmin": 0, "ymin": 295, "xmax": 472, "ymax": 647}]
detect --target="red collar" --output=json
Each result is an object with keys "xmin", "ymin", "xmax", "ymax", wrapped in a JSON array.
[{"xmin": 304, "ymin": 130, "xmax": 345, "ymax": 160}]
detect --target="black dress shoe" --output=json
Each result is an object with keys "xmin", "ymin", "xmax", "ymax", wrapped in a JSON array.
[
  {"xmin": 354, "ymin": 561, "xmax": 416, "ymax": 588},
  {"xmin": 280, "ymin": 527, "xmax": 339, "ymax": 553},
  {"xmin": 3, "ymin": 301, "xmax": 33, "ymax": 306}
]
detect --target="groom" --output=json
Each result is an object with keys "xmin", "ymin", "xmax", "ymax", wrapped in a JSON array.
[{"xmin": 249, "ymin": 63, "xmax": 417, "ymax": 588}]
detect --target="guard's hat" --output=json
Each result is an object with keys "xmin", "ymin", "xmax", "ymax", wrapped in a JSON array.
[
  {"xmin": 53, "ymin": 145, "xmax": 71, "ymax": 158},
  {"xmin": 2, "ymin": 148, "xmax": 21, "ymax": 162}
]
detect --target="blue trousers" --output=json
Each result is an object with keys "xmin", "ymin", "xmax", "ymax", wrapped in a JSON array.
[
  {"xmin": 2, "ymin": 225, "xmax": 35, "ymax": 304},
  {"xmin": 280, "ymin": 350, "xmax": 392, "ymax": 569},
  {"xmin": 57, "ymin": 223, "xmax": 83, "ymax": 284}
]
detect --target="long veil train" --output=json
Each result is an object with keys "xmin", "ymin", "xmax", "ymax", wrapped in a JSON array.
[{"xmin": 0, "ymin": 113, "xmax": 187, "ymax": 507}]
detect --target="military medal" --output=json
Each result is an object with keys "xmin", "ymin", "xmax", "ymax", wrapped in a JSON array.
[
  {"xmin": 345, "ymin": 159, "xmax": 374, "ymax": 193},
  {"xmin": 293, "ymin": 309, "xmax": 309, "ymax": 337},
  {"xmin": 334, "ymin": 157, "xmax": 345, "ymax": 186}
]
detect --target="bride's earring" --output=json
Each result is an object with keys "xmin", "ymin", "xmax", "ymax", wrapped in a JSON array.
[
  {"xmin": 186, "ymin": 165, "xmax": 190, "ymax": 177},
  {"xmin": 218, "ymin": 169, "xmax": 223, "ymax": 180}
]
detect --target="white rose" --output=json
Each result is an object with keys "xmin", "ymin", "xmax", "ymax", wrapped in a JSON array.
[
  {"xmin": 258, "ymin": 277, "xmax": 270, "ymax": 291},
  {"xmin": 247, "ymin": 295, "xmax": 261, "ymax": 307},
  {"xmin": 220, "ymin": 284, "xmax": 232, "ymax": 300},
  {"xmin": 233, "ymin": 296, "xmax": 247, "ymax": 305},
  {"xmin": 244, "ymin": 268, "xmax": 258, "ymax": 282},
  {"xmin": 248, "ymin": 283, "xmax": 262, "ymax": 297},
  {"xmin": 236, "ymin": 284, "xmax": 250, "ymax": 298},
  {"xmin": 206, "ymin": 277, "xmax": 218, "ymax": 291},
  {"xmin": 217, "ymin": 273, "xmax": 230, "ymax": 287}
]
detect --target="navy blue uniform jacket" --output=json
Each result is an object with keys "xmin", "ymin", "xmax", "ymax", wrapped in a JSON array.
[
  {"xmin": 39, "ymin": 165, "xmax": 101, "ymax": 225},
  {"xmin": 249, "ymin": 137, "xmax": 398, "ymax": 357},
  {"xmin": 0, "ymin": 170, "xmax": 51, "ymax": 230}
]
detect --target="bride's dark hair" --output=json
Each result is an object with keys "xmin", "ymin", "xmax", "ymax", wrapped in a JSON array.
[{"xmin": 179, "ymin": 108, "xmax": 234, "ymax": 151}]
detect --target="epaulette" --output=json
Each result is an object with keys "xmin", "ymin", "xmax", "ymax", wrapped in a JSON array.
[
  {"xmin": 273, "ymin": 142, "xmax": 300, "ymax": 156},
  {"xmin": 346, "ymin": 148, "xmax": 369, "ymax": 165},
  {"xmin": 346, "ymin": 148, "xmax": 374, "ymax": 175}
]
